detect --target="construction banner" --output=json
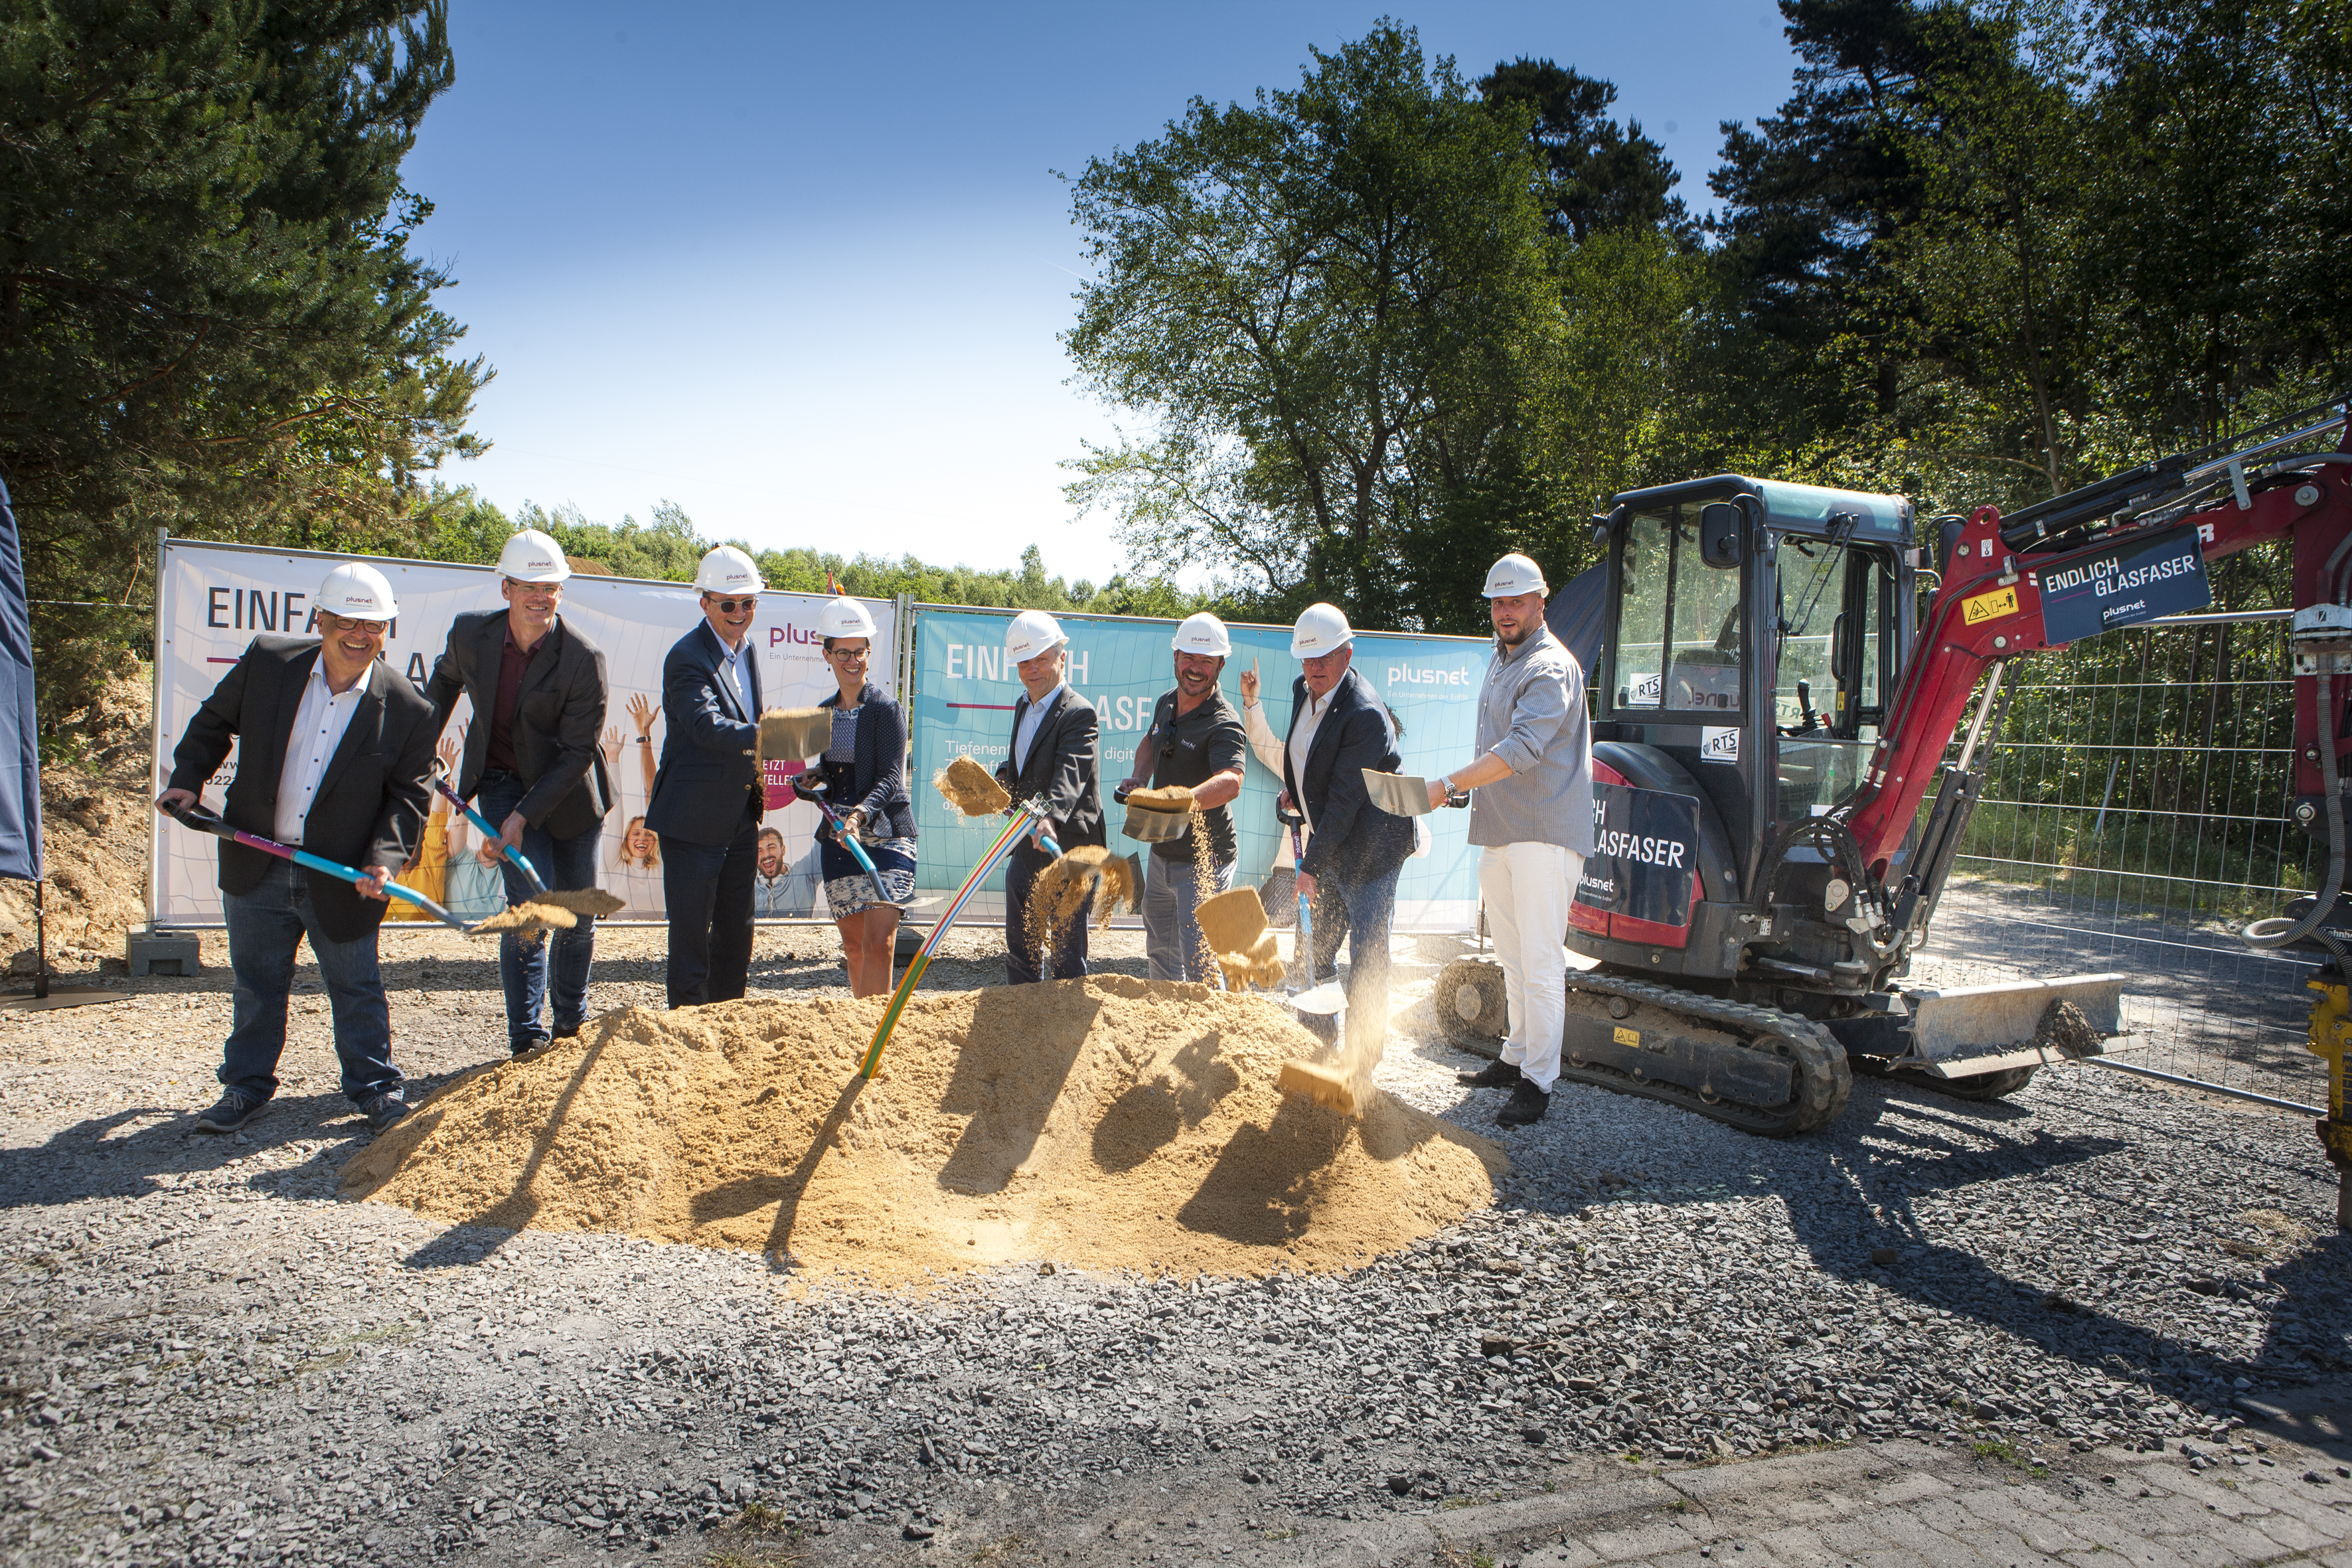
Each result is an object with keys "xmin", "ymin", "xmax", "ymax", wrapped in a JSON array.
[
  {"xmin": 147, "ymin": 537, "xmax": 896, "ymax": 927},
  {"xmin": 905, "ymin": 607, "xmax": 1489, "ymax": 931}
]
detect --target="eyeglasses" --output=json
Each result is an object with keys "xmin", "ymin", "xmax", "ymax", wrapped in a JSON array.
[
  {"xmin": 828, "ymin": 646, "xmax": 868, "ymax": 660},
  {"xmin": 706, "ymin": 597, "xmax": 758, "ymax": 614},
  {"xmin": 507, "ymin": 582, "xmax": 561, "ymax": 599},
  {"xmin": 322, "ymin": 615, "xmax": 389, "ymax": 635}
]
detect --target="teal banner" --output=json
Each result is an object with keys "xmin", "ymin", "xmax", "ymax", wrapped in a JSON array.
[{"xmin": 907, "ymin": 607, "xmax": 1490, "ymax": 931}]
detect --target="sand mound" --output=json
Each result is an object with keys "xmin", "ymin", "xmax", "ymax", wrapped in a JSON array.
[{"xmin": 340, "ymin": 976, "xmax": 1504, "ymax": 1285}]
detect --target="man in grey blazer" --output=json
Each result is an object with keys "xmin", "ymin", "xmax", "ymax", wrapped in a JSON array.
[
  {"xmin": 424, "ymin": 528, "xmax": 613, "ymax": 1056},
  {"xmin": 646, "ymin": 546, "xmax": 769, "ymax": 1006},
  {"xmin": 994, "ymin": 610, "xmax": 1104, "ymax": 983}
]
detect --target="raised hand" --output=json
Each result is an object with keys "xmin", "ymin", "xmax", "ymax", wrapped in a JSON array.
[
  {"xmin": 628, "ymin": 692, "xmax": 657, "ymax": 737},
  {"xmin": 600, "ymin": 726, "xmax": 621, "ymax": 768},
  {"xmin": 1240, "ymin": 659, "xmax": 1260, "ymax": 706},
  {"xmin": 435, "ymin": 735, "xmax": 460, "ymax": 776}
]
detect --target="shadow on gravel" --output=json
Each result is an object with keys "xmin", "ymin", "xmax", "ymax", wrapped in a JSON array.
[
  {"xmin": 1778, "ymin": 1080, "xmax": 2349, "ymax": 1414},
  {"xmin": 0, "ymin": 1091, "xmax": 389, "ymax": 1209}
]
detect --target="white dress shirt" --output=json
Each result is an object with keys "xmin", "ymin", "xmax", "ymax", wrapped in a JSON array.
[
  {"xmin": 273, "ymin": 660, "xmax": 368, "ymax": 846},
  {"xmin": 1014, "ymin": 682, "xmax": 1066, "ymax": 773},
  {"xmin": 1286, "ymin": 687, "xmax": 1336, "ymax": 833}
]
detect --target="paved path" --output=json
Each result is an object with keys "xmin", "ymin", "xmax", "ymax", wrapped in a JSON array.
[{"xmin": 1286, "ymin": 1381, "xmax": 2352, "ymax": 1568}]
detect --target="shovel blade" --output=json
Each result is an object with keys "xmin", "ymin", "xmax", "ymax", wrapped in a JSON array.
[
  {"xmin": 528, "ymin": 887, "xmax": 625, "ymax": 917},
  {"xmin": 1291, "ymin": 981, "xmax": 1347, "ymax": 1016},
  {"xmin": 759, "ymin": 707, "xmax": 832, "ymax": 763},
  {"xmin": 1278, "ymin": 1058, "xmax": 1360, "ymax": 1116},
  {"xmin": 1361, "ymin": 769, "xmax": 1436, "ymax": 817}
]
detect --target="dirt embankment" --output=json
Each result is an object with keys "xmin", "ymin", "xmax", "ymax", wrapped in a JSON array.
[{"xmin": 4, "ymin": 666, "xmax": 153, "ymax": 969}]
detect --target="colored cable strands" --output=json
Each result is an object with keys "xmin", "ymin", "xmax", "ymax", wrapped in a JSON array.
[{"xmin": 858, "ymin": 803, "xmax": 1045, "ymax": 1078}]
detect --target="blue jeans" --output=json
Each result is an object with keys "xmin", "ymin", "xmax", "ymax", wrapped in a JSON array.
[
  {"xmin": 475, "ymin": 771, "xmax": 602, "ymax": 1050},
  {"xmin": 220, "ymin": 859, "xmax": 400, "ymax": 1107},
  {"xmin": 1302, "ymin": 862, "xmax": 1402, "ymax": 1062}
]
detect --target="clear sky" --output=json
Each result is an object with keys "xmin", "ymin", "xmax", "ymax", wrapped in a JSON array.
[{"xmin": 401, "ymin": 3, "xmax": 1800, "ymax": 588}]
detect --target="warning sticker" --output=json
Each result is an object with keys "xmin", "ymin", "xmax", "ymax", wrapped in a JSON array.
[
  {"xmin": 1962, "ymin": 586, "xmax": 2019, "ymax": 625},
  {"xmin": 1613, "ymin": 1025, "xmax": 1640, "ymax": 1048}
]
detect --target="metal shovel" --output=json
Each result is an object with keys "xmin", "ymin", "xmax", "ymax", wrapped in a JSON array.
[
  {"xmin": 1114, "ymin": 783, "xmax": 1191, "ymax": 845},
  {"xmin": 1281, "ymin": 813, "xmax": 1346, "ymax": 1016},
  {"xmin": 1362, "ymin": 769, "xmax": 1468, "ymax": 817}
]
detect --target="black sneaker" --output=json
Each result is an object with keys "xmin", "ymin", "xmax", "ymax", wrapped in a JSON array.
[
  {"xmin": 1456, "ymin": 1059, "xmax": 1521, "ymax": 1089},
  {"xmin": 194, "ymin": 1089, "xmax": 266, "ymax": 1135},
  {"xmin": 510, "ymin": 1036, "xmax": 550, "ymax": 1060},
  {"xmin": 1496, "ymin": 1079, "xmax": 1550, "ymax": 1127},
  {"xmin": 359, "ymin": 1093, "xmax": 410, "ymax": 1133},
  {"xmin": 550, "ymin": 1023, "xmax": 581, "ymax": 1042}
]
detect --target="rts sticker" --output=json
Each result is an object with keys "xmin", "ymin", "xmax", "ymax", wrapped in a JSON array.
[
  {"xmin": 1962, "ymin": 586, "xmax": 2019, "ymax": 625},
  {"xmin": 1699, "ymin": 726, "xmax": 1739, "ymax": 762}
]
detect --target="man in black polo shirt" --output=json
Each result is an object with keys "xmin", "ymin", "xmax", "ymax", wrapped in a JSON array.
[{"xmin": 1122, "ymin": 613, "xmax": 1247, "ymax": 982}]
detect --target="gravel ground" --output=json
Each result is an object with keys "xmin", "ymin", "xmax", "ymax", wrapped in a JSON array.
[{"xmin": 3, "ymin": 922, "xmax": 2349, "ymax": 1568}]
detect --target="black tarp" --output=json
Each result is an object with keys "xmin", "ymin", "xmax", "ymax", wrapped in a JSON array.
[{"xmin": 1545, "ymin": 562, "xmax": 1606, "ymax": 676}]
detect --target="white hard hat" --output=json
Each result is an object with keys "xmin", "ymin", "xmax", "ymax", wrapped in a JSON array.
[
  {"xmin": 1004, "ymin": 609, "xmax": 1067, "ymax": 663},
  {"xmin": 693, "ymin": 544, "xmax": 765, "ymax": 596},
  {"xmin": 1290, "ymin": 602, "xmax": 1354, "ymax": 659},
  {"xmin": 1171, "ymin": 611, "xmax": 1231, "ymax": 658},
  {"xmin": 1482, "ymin": 553, "xmax": 1549, "ymax": 597},
  {"xmin": 316, "ymin": 561, "xmax": 398, "ymax": 623},
  {"xmin": 819, "ymin": 596, "xmax": 878, "ymax": 640},
  {"xmin": 496, "ymin": 528, "xmax": 571, "ymax": 584}
]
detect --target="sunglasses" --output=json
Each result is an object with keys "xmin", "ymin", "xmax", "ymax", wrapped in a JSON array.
[{"xmin": 706, "ymin": 597, "xmax": 759, "ymax": 614}]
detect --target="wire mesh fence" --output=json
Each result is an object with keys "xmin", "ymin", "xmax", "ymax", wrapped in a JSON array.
[{"xmin": 1907, "ymin": 610, "xmax": 2330, "ymax": 1109}]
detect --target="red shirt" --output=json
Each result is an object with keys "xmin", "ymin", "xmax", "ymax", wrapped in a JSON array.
[{"xmin": 485, "ymin": 619, "xmax": 550, "ymax": 775}]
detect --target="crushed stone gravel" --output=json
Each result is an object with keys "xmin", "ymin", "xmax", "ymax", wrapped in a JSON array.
[{"xmin": 1, "ymin": 923, "xmax": 2346, "ymax": 1567}]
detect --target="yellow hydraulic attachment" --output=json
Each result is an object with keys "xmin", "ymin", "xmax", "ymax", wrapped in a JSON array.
[{"xmin": 2304, "ymin": 978, "xmax": 2352, "ymax": 1231}]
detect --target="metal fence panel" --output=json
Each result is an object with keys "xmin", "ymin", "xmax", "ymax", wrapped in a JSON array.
[{"xmin": 1911, "ymin": 613, "xmax": 2327, "ymax": 1106}]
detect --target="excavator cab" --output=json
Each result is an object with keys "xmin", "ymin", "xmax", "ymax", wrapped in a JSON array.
[{"xmin": 1575, "ymin": 476, "xmax": 1919, "ymax": 984}]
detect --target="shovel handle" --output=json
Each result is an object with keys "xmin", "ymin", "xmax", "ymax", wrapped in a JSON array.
[
  {"xmin": 429, "ymin": 769, "xmax": 548, "ymax": 894},
  {"xmin": 163, "ymin": 803, "xmax": 469, "ymax": 931}
]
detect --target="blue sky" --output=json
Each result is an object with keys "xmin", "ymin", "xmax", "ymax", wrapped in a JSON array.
[{"xmin": 402, "ymin": 3, "xmax": 1800, "ymax": 587}]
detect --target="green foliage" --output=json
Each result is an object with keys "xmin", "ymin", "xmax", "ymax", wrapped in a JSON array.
[
  {"xmin": 1061, "ymin": 23, "xmax": 1589, "ymax": 635},
  {"xmin": 421, "ymin": 492, "xmax": 1203, "ymax": 620},
  {"xmin": 0, "ymin": 0, "xmax": 488, "ymax": 608}
]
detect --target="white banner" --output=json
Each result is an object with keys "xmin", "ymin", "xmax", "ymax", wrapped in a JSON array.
[{"xmin": 149, "ymin": 538, "xmax": 897, "ymax": 927}]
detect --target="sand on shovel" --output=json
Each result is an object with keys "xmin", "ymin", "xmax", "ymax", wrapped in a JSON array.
[{"xmin": 340, "ymin": 975, "xmax": 1504, "ymax": 1287}]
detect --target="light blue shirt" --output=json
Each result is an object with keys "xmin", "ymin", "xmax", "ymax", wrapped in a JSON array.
[
  {"xmin": 716, "ymin": 635, "xmax": 751, "ymax": 715},
  {"xmin": 1014, "ymin": 682, "xmax": 1066, "ymax": 773}
]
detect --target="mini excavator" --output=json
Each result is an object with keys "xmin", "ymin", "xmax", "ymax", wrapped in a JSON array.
[{"xmin": 1436, "ymin": 396, "xmax": 2352, "ymax": 1170}]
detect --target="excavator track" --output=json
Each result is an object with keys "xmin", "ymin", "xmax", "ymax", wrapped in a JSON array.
[
  {"xmin": 1435, "ymin": 959, "xmax": 1851, "ymax": 1137},
  {"xmin": 1559, "ymin": 971, "xmax": 1851, "ymax": 1137}
]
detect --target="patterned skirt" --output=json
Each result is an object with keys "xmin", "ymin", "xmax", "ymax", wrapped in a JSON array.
[{"xmin": 821, "ymin": 834, "xmax": 917, "ymax": 917}]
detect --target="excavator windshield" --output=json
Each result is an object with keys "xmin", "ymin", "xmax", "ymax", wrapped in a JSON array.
[
  {"xmin": 1774, "ymin": 534, "xmax": 1897, "ymax": 824},
  {"xmin": 1613, "ymin": 507, "xmax": 1743, "ymax": 714}
]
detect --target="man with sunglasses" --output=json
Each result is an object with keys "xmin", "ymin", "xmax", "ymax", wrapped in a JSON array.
[
  {"xmin": 646, "ymin": 546, "xmax": 769, "ymax": 1006},
  {"xmin": 157, "ymin": 560, "xmax": 437, "ymax": 1136},
  {"xmin": 424, "ymin": 528, "xmax": 614, "ymax": 1057}
]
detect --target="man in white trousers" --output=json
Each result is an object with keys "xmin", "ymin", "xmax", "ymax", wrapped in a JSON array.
[{"xmin": 1427, "ymin": 553, "xmax": 1594, "ymax": 1127}]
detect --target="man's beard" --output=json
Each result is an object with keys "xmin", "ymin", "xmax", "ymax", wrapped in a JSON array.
[{"xmin": 1497, "ymin": 620, "xmax": 1535, "ymax": 647}]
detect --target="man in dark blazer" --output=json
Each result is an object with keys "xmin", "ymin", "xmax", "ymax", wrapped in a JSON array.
[
  {"xmin": 645, "ymin": 546, "xmax": 768, "ymax": 1006},
  {"xmin": 1273, "ymin": 603, "xmax": 1413, "ymax": 1062},
  {"xmin": 156, "ymin": 560, "xmax": 436, "ymax": 1135},
  {"xmin": 994, "ymin": 610, "xmax": 1105, "ymax": 983},
  {"xmin": 424, "ymin": 528, "xmax": 613, "ymax": 1056}
]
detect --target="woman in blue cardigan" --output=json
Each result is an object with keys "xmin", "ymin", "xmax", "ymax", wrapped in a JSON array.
[{"xmin": 813, "ymin": 599, "xmax": 916, "ymax": 996}]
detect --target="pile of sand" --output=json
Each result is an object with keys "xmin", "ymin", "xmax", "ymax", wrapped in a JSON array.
[{"xmin": 341, "ymin": 975, "xmax": 1505, "ymax": 1285}]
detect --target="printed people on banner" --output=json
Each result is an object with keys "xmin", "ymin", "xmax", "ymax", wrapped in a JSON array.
[
  {"xmin": 601, "ymin": 691, "xmax": 666, "ymax": 917},
  {"xmin": 753, "ymin": 826, "xmax": 822, "ymax": 917},
  {"xmin": 391, "ymin": 736, "xmax": 463, "ymax": 921},
  {"xmin": 392, "ymin": 726, "xmax": 503, "ymax": 923}
]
